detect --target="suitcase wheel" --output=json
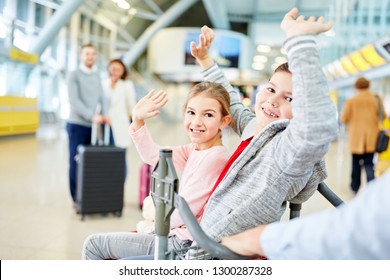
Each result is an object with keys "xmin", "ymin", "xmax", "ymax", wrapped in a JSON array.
[{"xmin": 114, "ymin": 211, "xmax": 122, "ymax": 217}]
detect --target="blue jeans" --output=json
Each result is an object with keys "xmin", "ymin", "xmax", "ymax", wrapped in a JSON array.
[{"xmin": 66, "ymin": 123, "xmax": 92, "ymax": 202}]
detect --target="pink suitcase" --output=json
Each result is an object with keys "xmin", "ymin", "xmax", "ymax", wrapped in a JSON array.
[{"xmin": 139, "ymin": 163, "xmax": 152, "ymax": 209}]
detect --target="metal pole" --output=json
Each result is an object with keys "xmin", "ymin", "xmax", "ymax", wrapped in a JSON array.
[
  {"xmin": 29, "ymin": 0, "xmax": 85, "ymax": 55},
  {"xmin": 123, "ymin": 0, "xmax": 199, "ymax": 69},
  {"xmin": 153, "ymin": 149, "xmax": 171, "ymax": 260},
  {"xmin": 317, "ymin": 182, "xmax": 344, "ymax": 207},
  {"xmin": 289, "ymin": 203, "xmax": 302, "ymax": 219}
]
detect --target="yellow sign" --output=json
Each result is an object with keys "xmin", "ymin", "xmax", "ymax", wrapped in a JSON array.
[
  {"xmin": 340, "ymin": 56, "xmax": 359, "ymax": 75},
  {"xmin": 361, "ymin": 44, "xmax": 386, "ymax": 67},
  {"xmin": 349, "ymin": 51, "xmax": 372, "ymax": 72},
  {"xmin": 9, "ymin": 48, "xmax": 39, "ymax": 64},
  {"xmin": 0, "ymin": 96, "xmax": 39, "ymax": 136}
]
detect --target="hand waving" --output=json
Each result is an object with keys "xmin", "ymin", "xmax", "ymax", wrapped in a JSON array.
[
  {"xmin": 132, "ymin": 89, "xmax": 168, "ymax": 130},
  {"xmin": 190, "ymin": 25, "xmax": 215, "ymax": 69},
  {"xmin": 281, "ymin": 8, "xmax": 333, "ymax": 38}
]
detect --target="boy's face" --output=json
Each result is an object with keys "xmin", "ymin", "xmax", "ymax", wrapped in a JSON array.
[
  {"xmin": 254, "ymin": 71, "xmax": 293, "ymax": 130},
  {"xmin": 80, "ymin": 46, "xmax": 97, "ymax": 68}
]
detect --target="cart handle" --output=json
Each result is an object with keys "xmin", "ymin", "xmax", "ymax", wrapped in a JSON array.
[{"xmin": 174, "ymin": 193, "xmax": 254, "ymax": 260}]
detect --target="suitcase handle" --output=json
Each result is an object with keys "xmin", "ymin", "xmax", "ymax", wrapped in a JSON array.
[{"xmin": 91, "ymin": 123, "xmax": 110, "ymax": 146}]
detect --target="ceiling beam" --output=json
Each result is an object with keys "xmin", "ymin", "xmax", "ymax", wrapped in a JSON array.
[
  {"xmin": 202, "ymin": 0, "xmax": 230, "ymax": 29},
  {"xmin": 80, "ymin": 0, "xmax": 135, "ymax": 44},
  {"xmin": 228, "ymin": 9, "xmax": 331, "ymax": 23},
  {"xmin": 131, "ymin": 8, "xmax": 159, "ymax": 21},
  {"xmin": 80, "ymin": 7, "xmax": 135, "ymax": 44},
  {"xmin": 29, "ymin": 0, "xmax": 86, "ymax": 55},
  {"xmin": 144, "ymin": 0, "xmax": 163, "ymax": 15},
  {"xmin": 122, "ymin": 0, "xmax": 199, "ymax": 69}
]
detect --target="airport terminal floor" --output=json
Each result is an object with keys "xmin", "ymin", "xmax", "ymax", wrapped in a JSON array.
[{"xmin": 0, "ymin": 118, "xmax": 359, "ymax": 260}]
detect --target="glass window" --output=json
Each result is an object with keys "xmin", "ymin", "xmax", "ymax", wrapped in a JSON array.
[
  {"xmin": 35, "ymin": 4, "xmax": 44, "ymax": 28},
  {"xmin": 16, "ymin": 0, "xmax": 28, "ymax": 21}
]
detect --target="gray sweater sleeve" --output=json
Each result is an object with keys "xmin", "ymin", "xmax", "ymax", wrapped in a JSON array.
[{"xmin": 277, "ymin": 35, "xmax": 338, "ymax": 174}]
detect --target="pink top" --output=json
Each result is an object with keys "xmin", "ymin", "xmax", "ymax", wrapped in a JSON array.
[{"xmin": 129, "ymin": 124, "xmax": 230, "ymax": 240}]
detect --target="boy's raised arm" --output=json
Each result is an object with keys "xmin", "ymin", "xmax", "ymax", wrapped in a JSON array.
[{"xmin": 190, "ymin": 25, "xmax": 215, "ymax": 70}]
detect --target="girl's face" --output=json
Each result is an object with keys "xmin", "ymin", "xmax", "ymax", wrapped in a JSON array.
[
  {"xmin": 254, "ymin": 71, "xmax": 293, "ymax": 132},
  {"xmin": 184, "ymin": 94, "xmax": 231, "ymax": 150},
  {"xmin": 108, "ymin": 62, "xmax": 125, "ymax": 82}
]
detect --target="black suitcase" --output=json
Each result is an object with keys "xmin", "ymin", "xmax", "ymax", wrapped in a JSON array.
[{"xmin": 75, "ymin": 124, "xmax": 126, "ymax": 220}]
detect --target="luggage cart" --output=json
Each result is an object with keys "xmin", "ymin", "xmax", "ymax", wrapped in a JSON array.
[{"xmin": 151, "ymin": 149, "xmax": 344, "ymax": 260}]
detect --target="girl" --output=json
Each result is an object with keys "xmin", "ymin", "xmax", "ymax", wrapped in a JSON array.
[
  {"xmin": 82, "ymin": 81, "xmax": 232, "ymax": 259},
  {"xmin": 130, "ymin": 83, "xmax": 233, "ymax": 237}
]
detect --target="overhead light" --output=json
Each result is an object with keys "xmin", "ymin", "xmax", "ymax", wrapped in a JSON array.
[
  {"xmin": 253, "ymin": 55, "xmax": 268, "ymax": 63},
  {"xmin": 112, "ymin": 0, "xmax": 130, "ymax": 10},
  {"xmin": 128, "ymin": 8, "xmax": 137, "ymax": 15},
  {"xmin": 274, "ymin": 56, "xmax": 287, "ymax": 65},
  {"xmin": 252, "ymin": 62, "xmax": 265, "ymax": 70},
  {"xmin": 257, "ymin": 45, "xmax": 271, "ymax": 53}
]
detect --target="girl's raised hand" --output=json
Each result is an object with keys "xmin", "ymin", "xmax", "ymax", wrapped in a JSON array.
[
  {"xmin": 131, "ymin": 89, "xmax": 168, "ymax": 129},
  {"xmin": 281, "ymin": 7, "xmax": 333, "ymax": 38},
  {"xmin": 190, "ymin": 25, "xmax": 215, "ymax": 69}
]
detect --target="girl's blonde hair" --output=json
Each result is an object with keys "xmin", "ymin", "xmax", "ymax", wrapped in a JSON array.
[{"xmin": 182, "ymin": 81, "xmax": 233, "ymax": 127}]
